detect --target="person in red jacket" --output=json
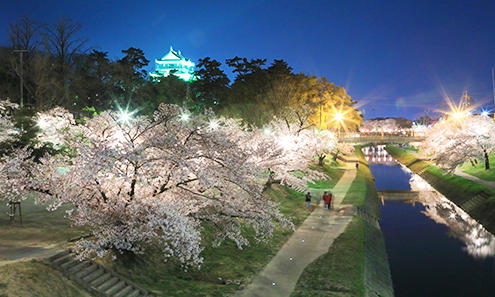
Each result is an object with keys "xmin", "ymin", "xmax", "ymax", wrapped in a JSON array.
[{"xmin": 323, "ymin": 191, "xmax": 332, "ymax": 210}]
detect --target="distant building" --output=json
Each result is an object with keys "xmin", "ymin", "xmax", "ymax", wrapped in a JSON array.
[{"xmin": 149, "ymin": 46, "xmax": 195, "ymax": 81}]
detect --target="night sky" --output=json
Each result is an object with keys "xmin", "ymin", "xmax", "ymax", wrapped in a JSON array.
[{"xmin": 2, "ymin": 0, "xmax": 495, "ymax": 120}]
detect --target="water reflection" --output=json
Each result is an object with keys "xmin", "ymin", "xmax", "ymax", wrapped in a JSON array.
[
  {"xmin": 362, "ymin": 145, "xmax": 397, "ymax": 165},
  {"xmin": 405, "ymin": 166, "xmax": 495, "ymax": 259}
]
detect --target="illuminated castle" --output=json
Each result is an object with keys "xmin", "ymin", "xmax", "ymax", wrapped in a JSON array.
[{"xmin": 150, "ymin": 46, "xmax": 195, "ymax": 81}]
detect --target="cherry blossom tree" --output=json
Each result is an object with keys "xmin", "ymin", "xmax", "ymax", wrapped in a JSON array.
[
  {"xmin": 0, "ymin": 100, "xmax": 19, "ymax": 143},
  {"xmin": 0, "ymin": 147, "xmax": 38, "ymax": 204},
  {"xmin": 29, "ymin": 104, "xmax": 288, "ymax": 265},
  {"xmin": 421, "ymin": 115, "xmax": 495, "ymax": 171},
  {"xmin": 35, "ymin": 106, "xmax": 76, "ymax": 147},
  {"xmin": 217, "ymin": 117, "xmax": 337, "ymax": 190}
]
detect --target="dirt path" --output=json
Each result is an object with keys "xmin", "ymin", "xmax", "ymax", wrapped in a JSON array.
[
  {"xmin": 235, "ymin": 165, "xmax": 357, "ymax": 297},
  {"xmin": 454, "ymin": 168, "xmax": 495, "ymax": 190}
]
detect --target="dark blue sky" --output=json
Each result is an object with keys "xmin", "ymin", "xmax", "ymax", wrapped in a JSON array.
[{"xmin": 2, "ymin": 0, "xmax": 495, "ymax": 120}]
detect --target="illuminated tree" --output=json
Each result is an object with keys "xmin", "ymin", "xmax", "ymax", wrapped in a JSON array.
[
  {"xmin": 308, "ymin": 79, "xmax": 362, "ymax": 132},
  {"xmin": 0, "ymin": 100, "xmax": 19, "ymax": 143},
  {"xmin": 421, "ymin": 115, "xmax": 495, "ymax": 171},
  {"xmin": 218, "ymin": 117, "xmax": 336, "ymax": 190},
  {"xmin": 29, "ymin": 105, "xmax": 287, "ymax": 265}
]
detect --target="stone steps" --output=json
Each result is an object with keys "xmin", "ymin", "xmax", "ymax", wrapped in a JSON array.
[
  {"xmin": 49, "ymin": 249, "xmax": 152, "ymax": 297},
  {"xmin": 289, "ymin": 184, "xmax": 307, "ymax": 193},
  {"xmin": 460, "ymin": 194, "xmax": 488, "ymax": 213}
]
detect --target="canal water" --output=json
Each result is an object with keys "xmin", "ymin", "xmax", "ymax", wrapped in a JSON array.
[{"xmin": 364, "ymin": 145, "xmax": 495, "ymax": 297}]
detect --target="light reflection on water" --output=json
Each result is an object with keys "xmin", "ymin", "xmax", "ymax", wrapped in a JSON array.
[
  {"xmin": 407, "ymin": 169, "xmax": 495, "ymax": 259},
  {"xmin": 363, "ymin": 146, "xmax": 495, "ymax": 259}
]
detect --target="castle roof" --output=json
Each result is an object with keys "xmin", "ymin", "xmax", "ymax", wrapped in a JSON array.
[{"xmin": 157, "ymin": 46, "xmax": 189, "ymax": 62}]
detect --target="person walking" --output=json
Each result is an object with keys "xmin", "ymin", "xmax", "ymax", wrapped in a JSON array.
[
  {"xmin": 355, "ymin": 162, "xmax": 359, "ymax": 169},
  {"xmin": 322, "ymin": 191, "xmax": 331, "ymax": 210},
  {"xmin": 305, "ymin": 192, "xmax": 311, "ymax": 210}
]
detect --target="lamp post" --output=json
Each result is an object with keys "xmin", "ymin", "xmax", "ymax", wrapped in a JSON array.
[{"xmin": 13, "ymin": 49, "xmax": 28, "ymax": 108}]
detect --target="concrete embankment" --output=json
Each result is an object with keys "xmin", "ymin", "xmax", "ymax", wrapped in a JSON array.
[{"xmin": 386, "ymin": 145, "xmax": 495, "ymax": 235}]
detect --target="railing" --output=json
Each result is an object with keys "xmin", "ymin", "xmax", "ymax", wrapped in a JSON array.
[{"xmin": 338, "ymin": 134, "xmax": 425, "ymax": 143}]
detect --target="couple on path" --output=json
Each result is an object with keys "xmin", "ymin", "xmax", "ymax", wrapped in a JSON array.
[{"xmin": 304, "ymin": 191, "xmax": 333, "ymax": 210}]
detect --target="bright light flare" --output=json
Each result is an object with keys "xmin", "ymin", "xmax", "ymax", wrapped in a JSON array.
[
  {"xmin": 208, "ymin": 120, "xmax": 219, "ymax": 129},
  {"xmin": 116, "ymin": 104, "xmax": 138, "ymax": 125},
  {"xmin": 334, "ymin": 112, "xmax": 344, "ymax": 121},
  {"xmin": 263, "ymin": 128, "xmax": 271, "ymax": 135},
  {"xmin": 119, "ymin": 111, "xmax": 132, "ymax": 123},
  {"xmin": 437, "ymin": 96, "xmax": 478, "ymax": 122},
  {"xmin": 452, "ymin": 111, "xmax": 465, "ymax": 120},
  {"xmin": 180, "ymin": 113, "xmax": 190, "ymax": 121}
]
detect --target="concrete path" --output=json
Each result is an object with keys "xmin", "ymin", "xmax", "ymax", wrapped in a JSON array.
[
  {"xmin": 0, "ymin": 244, "xmax": 62, "ymax": 261},
  {"xmin": 454, "ymin": 168, "xmax": 495, "ymax": 191},
  {"xmin": 235, "ymin": 167, "xmax": 357, "ymax": 297}
]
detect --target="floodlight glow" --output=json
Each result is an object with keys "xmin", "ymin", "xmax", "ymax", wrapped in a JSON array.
[
  {"xmin": 119, "ymin": 111, "xmax": 132, "ymax": 124},
  {"xmin": 264, "ymin": 128, "xmax": 271, "ymax": 135},
  {"xmin": 209, "ymin": 120, "xmax": 219, "ymax": 129},
  {"xmin": 452, "ymin": 112, "xmax": 465, "ymax": 120},
  {"xmin": 37, "ymin": 117, "xmax": 49, "ymax": 130},
  {"xmin": 334, "ymin": 112, "xmax": 344, "ymax": 121},
  {"xmin": 481, "ymin": 110, "xmax": 490, "ymax": 117},
  {"xmin": 180, "ymin": 113, "xmax": 190, "ymax": 121},
  {"xmin": 279, "ymin": 135, "xmax": 293, "ymax": 148}
]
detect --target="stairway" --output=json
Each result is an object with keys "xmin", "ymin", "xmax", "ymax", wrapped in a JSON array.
[{"xmin": 49, "ymin": 250, "xmax": 152, "ymax": 297}]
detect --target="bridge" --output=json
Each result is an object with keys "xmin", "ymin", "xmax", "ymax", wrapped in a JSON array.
[
  {"xmin": 338, "ymin": 135, "xmax": 425, "ymax": 144},
  {"xmin": 377, "ymin": 190, "xmax": 436, "ymax": 204}
]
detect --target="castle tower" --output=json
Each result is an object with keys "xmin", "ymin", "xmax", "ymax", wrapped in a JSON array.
[{"xmin": 149, "ymin": 46, "xmax": 195, "ymax": 81}]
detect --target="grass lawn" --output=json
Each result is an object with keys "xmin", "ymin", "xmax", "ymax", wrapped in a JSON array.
[
  {"xmin": 0, "ymin": 194, "xmax": 87, "ymax": 255},
  {"xmin": 308, "ymin": 161, "xmax": 346, "ymax": 190},
  {"xmin": 291, "ymin": 217, "xmax": 366, "ymax": 297},
  {"xmin": 458, "ymin": 152, "xmax": 495, "ymax": 181},
  {"xmin": 0, "ymin": 260, "xmax": 90, "ymax": 297}
]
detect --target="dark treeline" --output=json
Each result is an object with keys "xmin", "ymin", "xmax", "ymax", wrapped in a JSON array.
[{"xmin": 1, "ymin": 16, "xmax": 361, "ymax": 129}]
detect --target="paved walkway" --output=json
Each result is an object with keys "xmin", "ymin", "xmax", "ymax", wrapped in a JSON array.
[
  {"xmin": 235, "ymin": 165, "xmax": 357, "ymax": 297},
  {"xmin": 454, "ymin": 168, "xmax": 495, "ymax": 191},
  {"xmin": 0, "ymin": 244, "xmax": 61, "ymax": 261}
]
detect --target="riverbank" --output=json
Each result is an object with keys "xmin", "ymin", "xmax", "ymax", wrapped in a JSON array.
[
  {"xmin": 386, "ymin": 145, "xmax": 495, "ymax": 235},
  {"xmin": 292, "ymin": 146, "xmax": 394, "ymax": 297}
]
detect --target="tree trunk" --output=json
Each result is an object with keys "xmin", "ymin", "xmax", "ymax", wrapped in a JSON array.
[
  {"xmin": 484, "ymin": 150, "xmax": 490, "ymax": 170},
  {"xmin": 263, "ymin": 169, "xmax": 281, "ymax": 192},
  {"xmin": 318, "ymin": 154, "xmax": 326, "ymax": 166}
]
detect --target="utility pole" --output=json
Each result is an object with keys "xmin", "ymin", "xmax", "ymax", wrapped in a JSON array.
[{"xmin": 13, "ymin": 49, "xmax": 28, "ymax": 108}]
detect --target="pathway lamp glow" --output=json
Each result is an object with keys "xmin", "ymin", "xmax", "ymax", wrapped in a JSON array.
[
  {"xmin": 180, "ymin": 113, "xmax": 190, "ymax": 121},
  {"xmin": 119, "ymin": 110, "xmax": 132, "ymax": 124},
  {"xmin": 209, "ymin": 120, "xmax": 219, "ymax": 130}
]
